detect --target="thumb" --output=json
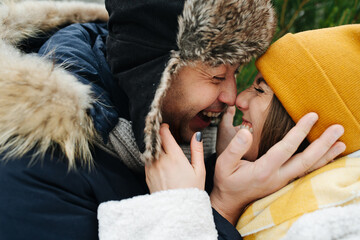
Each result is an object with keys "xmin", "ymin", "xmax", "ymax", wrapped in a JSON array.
[
  {"xmin": 218, "ymin": 128, "xmax": 253, "ymax": 173},
  {"xmin": 190, "ymin": 131, "xmax": 205, "ymax": 175},
  {"xmin": 160, "ymin": 123, "xmax": 183, "ymax": 155},
  {"xmin": 219, "ymin": 106, "xmax": 236, "ymax": 128}
]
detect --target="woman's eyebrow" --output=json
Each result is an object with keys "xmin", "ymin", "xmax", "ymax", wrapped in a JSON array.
[{"xmin": 256, "ymin": 77, "xmax": 266, "ymax": 85}]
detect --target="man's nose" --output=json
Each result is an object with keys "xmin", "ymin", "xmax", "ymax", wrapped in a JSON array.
[{"xmin": 218, "ymin": 78, "xmax": 237, "ymax": 106}]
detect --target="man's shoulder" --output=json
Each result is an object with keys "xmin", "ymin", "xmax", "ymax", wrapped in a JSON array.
[
  {"xmin": 0, "ymin": 145, "xmax": 147, "ymax": 203},
  {"xmin": 0, "ymin": 146, "xmax": 148, "ymax": 240}
]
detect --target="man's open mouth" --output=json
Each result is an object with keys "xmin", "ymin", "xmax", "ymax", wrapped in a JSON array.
[
  {"xmin": 190, "ymin": 109, "xmax": 226, "ymax": 132},
  {"xmin": 199, "ymin": 110, "xmax": 223, "ymax": 124},
  {"xmin": 201, "ymin": 111, "xmax": 222, "ymax": 118}
]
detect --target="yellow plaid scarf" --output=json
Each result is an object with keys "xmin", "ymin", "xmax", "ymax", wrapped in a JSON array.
[{"xmin": 236, "ymin": 153, "xmax": 360, "ymax": 240}]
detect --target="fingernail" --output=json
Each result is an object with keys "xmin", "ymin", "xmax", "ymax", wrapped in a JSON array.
[
  {"xmin": 196, "ymin": 132, "xmax": 203, "ymax": 142},
  {"xmin": 237, "ymin": 131, "xmax": 248, "ymax": 144},
  {"xmin": 309, "ymin": 112, "xmax": 319, "ymax": 125},
  {"xmin": 335, "ymin": 125, "xmax": 345, "ymax": 137},
  {"xmin": 337, "ymin": 143, "xmax": 346, "ymax": 153}
]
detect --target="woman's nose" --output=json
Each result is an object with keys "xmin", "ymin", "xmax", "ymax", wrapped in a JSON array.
[{"xmin": 236, "ymin": 89, "xmax": 250, "ymax": 110}]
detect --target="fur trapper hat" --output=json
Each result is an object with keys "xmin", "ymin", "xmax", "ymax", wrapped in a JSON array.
[{"xmin": 106, "ymin": 0, "xmax": 277, "ymax": 163}]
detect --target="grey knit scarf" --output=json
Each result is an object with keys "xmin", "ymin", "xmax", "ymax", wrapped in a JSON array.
[{"xmin": 95, "ymin": 118, "xmax": 217, "ymax": 172}]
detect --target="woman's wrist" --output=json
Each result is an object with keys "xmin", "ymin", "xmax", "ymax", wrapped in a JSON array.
[{"xmin": 210, "ymin": 189, "xmax": 245, "ymax": 226}]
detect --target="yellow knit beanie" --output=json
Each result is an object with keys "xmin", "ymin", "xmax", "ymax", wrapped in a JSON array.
[{"xmin": 256, "ymin": 24, "xmax": 360, "ymax": 155}]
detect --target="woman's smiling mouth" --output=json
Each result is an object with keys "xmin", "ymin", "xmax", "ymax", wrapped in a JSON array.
[{"xmin": 240, "ymin": 118, "xmax": 254, "ymax": 133}]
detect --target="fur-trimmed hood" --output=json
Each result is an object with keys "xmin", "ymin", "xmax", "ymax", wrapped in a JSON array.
[
  {"xmin": 0, "ymin": 1, "xmax": 108, "ymax": 169},
  {"xmin": 0, "ymin": 0, "xmax": 276, "ymax": 168}
]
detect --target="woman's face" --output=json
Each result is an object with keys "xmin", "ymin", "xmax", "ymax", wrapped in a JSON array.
[{"xmin": 235, "ymin": 72, "xmax": 274, "ymax": 161}]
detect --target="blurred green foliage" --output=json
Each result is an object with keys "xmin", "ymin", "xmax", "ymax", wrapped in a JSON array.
[{"xmin": 234, "ymin": 0, "xmax": 360, "ymax": 124}]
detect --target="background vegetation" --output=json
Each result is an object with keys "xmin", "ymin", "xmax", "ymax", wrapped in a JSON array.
[{"xmin": 234, "ymin": 0, "xmax": 360, "ymax": 124}]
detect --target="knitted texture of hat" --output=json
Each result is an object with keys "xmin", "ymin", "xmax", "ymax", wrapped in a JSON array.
[
  {"xmin": 256, "ymin": 24, "xmax": 360, "ymax": 155},
  {"xmin": 177, "ymin": 0, "xmax": 276, "ymax": 66}
]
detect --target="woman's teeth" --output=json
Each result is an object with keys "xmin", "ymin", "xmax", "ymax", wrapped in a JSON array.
[
  {"xmin": 240, "ymin": 123, "xmax": 254, "ymax": 133},
  {"xmin": 202, "ymin": 111, "xmax": 222, "ymax": 118}
]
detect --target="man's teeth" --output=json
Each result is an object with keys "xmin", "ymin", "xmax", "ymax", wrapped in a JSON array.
[
  {"xmin": 240, "ymin": 124, "xmax": 254, "ymax": 133},
  {"xmin": 202, "ymin": 111, "xmax": 221, "ymax": 118}
]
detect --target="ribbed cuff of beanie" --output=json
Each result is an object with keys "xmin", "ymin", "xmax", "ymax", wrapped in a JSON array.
[{"xmin": 255, "ymin": 25, "xmax": 360, "ymax": 155}]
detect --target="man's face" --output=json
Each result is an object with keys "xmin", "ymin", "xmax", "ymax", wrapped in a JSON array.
[{"xmin": 161, "ymin": 62, "xmax": 239, "ymax": 143}]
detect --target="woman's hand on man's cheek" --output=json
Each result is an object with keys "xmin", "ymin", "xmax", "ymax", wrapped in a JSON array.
[
  {"xmin": 145, "ymin": 124, "xmax": 206, "ymax": 193},
  {"xmin": 216, "ymin": 106, "xmax": 240, "ymax": 156}
]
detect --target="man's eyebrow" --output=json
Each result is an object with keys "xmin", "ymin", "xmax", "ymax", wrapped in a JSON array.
[{"xmin": 256, "ymin": 77, "xmax": 266, "ymax": 85}]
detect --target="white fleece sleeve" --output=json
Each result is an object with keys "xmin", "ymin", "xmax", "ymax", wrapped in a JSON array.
[
  {"xmin": 98, "ymin": 188, "xmax": 218, "ymax": 240},
  {"xmin": 282, "ymin": 203, "xmax": 360, "ymax": 240}
]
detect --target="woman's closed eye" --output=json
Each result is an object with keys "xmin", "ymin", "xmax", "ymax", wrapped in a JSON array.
[{"xmin": 254, "ymin": 86, "xmax": 264, "ymax": 93}]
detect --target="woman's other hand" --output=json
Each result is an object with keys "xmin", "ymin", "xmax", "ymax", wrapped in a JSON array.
[
  {"xmin": 216, "ymin": 106, "xmax": 240, "ymax": 155},
  {"xmin": 145, "ymin": 124, "xmax": 206, "ymax": 193},
  {"xmin": 210, "ymin": 113, "xmax": 346, "ymax": 225}
]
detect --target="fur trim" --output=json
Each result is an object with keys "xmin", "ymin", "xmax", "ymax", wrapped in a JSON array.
[
  {"xmin": 143, "ymin": 57, "xmax": 181, "ymax": 163},
  {"xmin": 143, "ymin": 0, "xmax": 276, "ymax": 163},
  {"xmin": 0, "ymin": 1, "xmax": 108, "ymax": 168},
  {"xmin": 0, "ymin": 0, "xmax": 108, "ymax": 46},
  {"xmin": 0, "ymin": 40, "xmax": 96, "ymax": 169},
  {"xmin": 177, "ymin": 0, "xmax": 276, "ymax": 66}
]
